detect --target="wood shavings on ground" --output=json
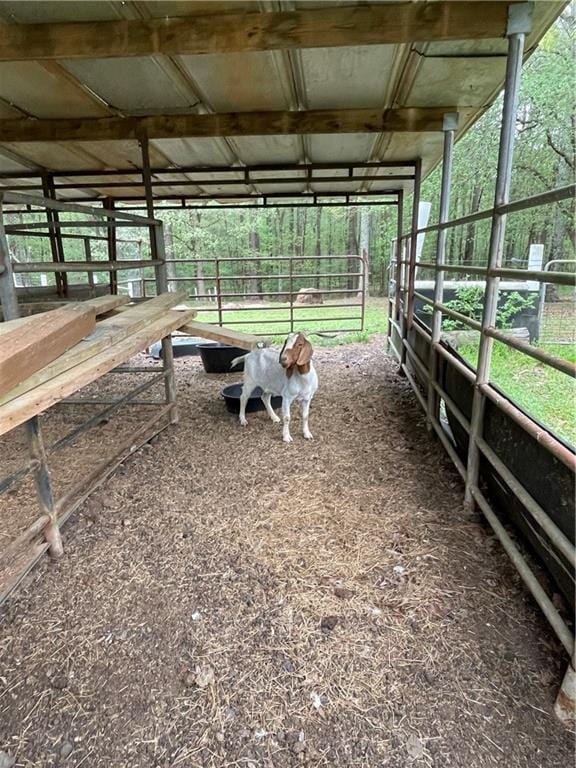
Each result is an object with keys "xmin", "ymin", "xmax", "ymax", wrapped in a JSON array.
[{"xmin": 0, "ymin": 337, "xmax": 572, "ymax": 767}]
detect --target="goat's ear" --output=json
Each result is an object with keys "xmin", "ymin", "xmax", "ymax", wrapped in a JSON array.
[{"xmin": 296, "ymin": 338, "xmax": 313, "ymax": 366}]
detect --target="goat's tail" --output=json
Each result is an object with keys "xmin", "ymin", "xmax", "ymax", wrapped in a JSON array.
[{"xmin": 230, "ymin": 354, "xmax": 247, "ymax": 370}]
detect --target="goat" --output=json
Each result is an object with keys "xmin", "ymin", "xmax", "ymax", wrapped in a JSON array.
[{"xmin": 230, "ymin": 332, "xmax": 318, "ymax": 443}]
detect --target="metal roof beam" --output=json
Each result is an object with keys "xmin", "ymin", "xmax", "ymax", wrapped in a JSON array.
[{"xmin": 0, "ymin": 3, "xmax": 511, "ymax": 61}]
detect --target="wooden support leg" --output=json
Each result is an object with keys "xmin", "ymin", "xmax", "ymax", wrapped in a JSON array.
[{"xmin": 26, "ymin": 416, "xmax": 63, "ymax": 558}]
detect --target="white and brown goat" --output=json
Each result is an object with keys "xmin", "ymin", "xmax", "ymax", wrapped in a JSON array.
[{"xmin": 230, "ymin": 332, "xmax": 318, "ymax": 443}]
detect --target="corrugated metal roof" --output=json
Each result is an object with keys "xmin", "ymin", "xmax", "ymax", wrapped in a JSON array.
[{"xmin": 0, "ymin": 0, "xmax": 566, "ymax": 203}]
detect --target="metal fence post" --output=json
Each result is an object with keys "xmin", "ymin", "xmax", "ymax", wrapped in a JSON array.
[
  {"xmin": 464, "ymin": 3, "xmax": 533, "ymax": 507},
  {"xmin": 215, "ymin": 255, "xmax": 223, "ymax": 326},
  {"xmin": 427, "ymin": 113, "xmax": 458, "ymax": 428},
  {"xmin": 401, "ymin": 158, "xmax": 422, "ymax": 368},
  {"xmin": 395, "ymin": 191, "xmax": 404, "ymax": 324}
]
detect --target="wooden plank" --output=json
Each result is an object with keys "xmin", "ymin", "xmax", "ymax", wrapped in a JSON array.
[
  {"xmin": 0, "ymin": 294, "xmax": 129, "ymax": 320},
  {"xmin": 0, "ymin": 308, "xmax": 196, "ymax": 436},
  {"xmin": 0, "ymin": 107, "xmax": 452, "ymax": 143},
  {"xmin": 0, "ymin": 4, "xmax": 510, "ymax": 61},
  {"xmin": 0, "ymin": 305, "xmax": 96, "ymax": 398},
  {"xmin": 0, "ymin": 292, "xmax": 193, "ymax": 406},
  {"xmin": 179, "ymin": 320, "xmax": 264, "ymax": 351}
]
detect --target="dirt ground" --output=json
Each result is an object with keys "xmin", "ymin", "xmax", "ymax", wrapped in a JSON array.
[{"xmin": 0, "ymin": 337, "xmax": 574, "ymax": 767}]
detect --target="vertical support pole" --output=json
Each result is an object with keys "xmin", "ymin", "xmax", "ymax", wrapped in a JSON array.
[
  {"xmin": 0, "ymin": 195, "xmax": 19, "ymax": 320},
  {"xmin": 103, "ymin": 198, "xmax": 118, "ymax": 295},
  {"xmin": 427, "ymin": 113, "xmax": 458, "ymax": 428},
  {"xmin": 464, "ymin": 3, "xmax": 532, "ymax": 507},
  {"xmin": 140, "ymin": 135, "xmax": 178, "ymax": 425},
  {"xmin": 394, "ymin": 191, "xmax": 404, "ymax": 325},
  {"xmin": 401, "ymin": 158, "xmax": 422, "ymax": 368},
  {"xmin": 0, "ymin": 197, "xmax": 63, "ymax": 557},
  {"xmin": 83, "ymin": 237, "xmax": 95, "ymax": 297},
  {"xmin": 41, "ymin": 174, "xmax": 67, "ymax": 298},
  {"xmin": 215, "ymin": 255, "xmax": 223, "ymax": 326},
  {"xmin": 289, "ymin": 255, "xmax": 294, "ymax": 333}
]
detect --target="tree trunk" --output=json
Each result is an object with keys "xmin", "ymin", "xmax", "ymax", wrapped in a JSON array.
[
  {"xmin": 463, "ymin": 184, "xmax": 483, "ymax": 265},
  {"xmin": 248, "ymin": 223, "xmax": 261, "ymax": 297},
  {"xmin": 347, "ymin": 207, "xmax": 359, "ymax": 291},
  {"xmin": 163, "ymin": 222, "xmax": 178, "ymax": 292},
  {"xmin": 315, "ymin": 207, "xmax": 323, "ymax": 289},
  {"xmin": 358, "ymin": 207, "xmax": 370, "ymax": 299}
]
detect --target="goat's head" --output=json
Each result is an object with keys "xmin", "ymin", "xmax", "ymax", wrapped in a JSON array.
[{"xmin": 279, "ymin": 332, "xmax": 313, "ymax": 377}]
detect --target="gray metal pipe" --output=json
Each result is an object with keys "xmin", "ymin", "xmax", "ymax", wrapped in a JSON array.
[{"xmin": 465, "ymin": 27, "xmax": 527, "ymax": 507}]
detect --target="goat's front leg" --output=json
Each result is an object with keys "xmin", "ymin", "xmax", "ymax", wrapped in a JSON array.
[
  {"xmin": 301, "ymin": 398, "xmax": 313, "ymax": 440},
  {"xmin": 262, "ymin": 392, "xmax": 281, "ymax": 423},
  {"xmin": 239, "ymin": 380, "xmax": 255, "ymax": 427},
  {"xmin": 282, "ymin": 397, "xmax": 293, "ymax": 443}
]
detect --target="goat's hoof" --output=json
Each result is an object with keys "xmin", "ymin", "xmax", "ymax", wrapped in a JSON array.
[
  {"xmin": 283, "ymin": 435, "xmax": 293, "ymax": 444},
  {"xmin": 239, "ymin": 418, "xmax": 248, "ymax": 427},
  {"xmin": 270, "ymin": 415, "xmax": 281, "ymax": 423},
  {"xmin": 303, "ymin": 431, "xmax": 313, "ymax": 440}
]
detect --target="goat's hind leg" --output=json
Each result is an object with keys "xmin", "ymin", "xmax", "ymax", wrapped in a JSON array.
[
  {"xmin": 282, "ymin": 397, "xmax": 293, "ymax": 443},
  {"xmin": 262, "ymin": 392, "xmax": 281, "ymax": 423},
  {"xmin": 301, "ymin": 398, "xmax": 313, "ymax": 440},
  {"xmin": 239, "ymin": 379, "xmax": 255, "ymax": 426}
]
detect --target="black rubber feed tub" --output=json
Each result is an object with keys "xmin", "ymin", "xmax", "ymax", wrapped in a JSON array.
[
  {"xmin": 199, "ymin": 343, "xmax": 246, "ymax": 373},
  {"xmin": 150, "ymin": 337, "xmax": 206, "ymax": 359},
  {"xmin": 222, "ymin": 384, "xmax": 282, "ymax": 414}
]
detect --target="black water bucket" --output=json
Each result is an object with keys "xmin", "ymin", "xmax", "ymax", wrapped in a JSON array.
[
  {"xmin": 199, "ymin": 343, "xmax": 246, "ymax": 373},
  {"xmin": 222, "ymin": 383, "xmax": 282, "ymax": 414}
]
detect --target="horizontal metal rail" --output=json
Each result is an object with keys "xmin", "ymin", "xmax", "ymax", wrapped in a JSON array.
[
  {"xmin": 398, "ymin": 338, "xmax": 575, "ymax": 655},
  {"xmin": 476, "ymin": 436, "xmax": 575, "ymax": 564},
  {"xmin": 0, "ymin": 159, "xmax": 417, "ymax": 180},
  {"xmin": 425, "ymin": 374, "xmax": 575, "ymax": 565},
  {"xmin": 163, "ymin": 254, "xmax": 364, "ymax": 264},
  {"xmin": 485, "ymin": 327, "xmax": 576, "ymax": 378},
  {"xmin": 478, "ymin": 383, "xmax": 576, "ymax": 471},
  {"xmin": 413, "ymin": 261, "xmax": 576, "ymax": 286},
  {"xmin": 162, "ymin": 271, "xmax": 362, "ymax": 281},
  {"xmin": 12, "ymin": 259, "xmax": 161, "ymax": 273},
  {"xmin": 1, "ymin": 190, "xmax": 160, "ymax": 225},
  {"xmin": 2, "ymin": 229, "xmax": 142, "ymax": 243},
  {"xmin": 413, "ymin": 290, "xmax": 483, "ymax": 332},
  {"xmin": 204, "ymin": 316, "xmax": 362, "ymax": 326},
  {"xmin": 1, "ymin": 173, "xmax": 414, "ymax": 192},
  {"xmin": 471, "ymin": 485, "xmax": 574, "ymax": 656},
  {"xmin": 403, "ymin": 184, "xmax": 576, "ymax": 238},
  {"xmin": 5, "ymin": 220, "xmax": 149, "ymax": 231}
]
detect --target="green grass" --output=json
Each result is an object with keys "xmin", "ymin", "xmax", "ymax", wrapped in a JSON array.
[
  {"xmin": 195, "ymin": 298, "xmax": 389, "ymax": 346},
  {"xmin": 459, "ymin": 341, "xmax": 576, "ymax": 447}
]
